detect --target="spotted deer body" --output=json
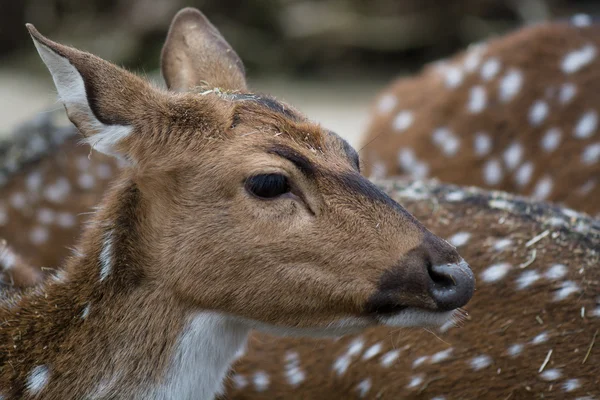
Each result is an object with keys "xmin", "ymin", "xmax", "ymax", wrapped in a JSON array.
[
  {"xmin": 362, "ymin": 19, "xmax": 600, "ymax": 216},
  {"xmin": 0, "ymin": 8, "xmax": 474, "ymax": 399}
]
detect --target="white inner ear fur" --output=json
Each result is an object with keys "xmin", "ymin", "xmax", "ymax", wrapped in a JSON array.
[{"xmin": 32, "ymin": 39, "xmax": 132, "ymax": 161}]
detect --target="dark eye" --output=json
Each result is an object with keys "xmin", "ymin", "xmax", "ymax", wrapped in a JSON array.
[{"xmin": 245, "ymin": 174, "xmax": 290, "ymax": 199}]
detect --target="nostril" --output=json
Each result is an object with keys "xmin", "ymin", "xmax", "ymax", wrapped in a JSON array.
[
  {"xmin": 428, "ymin": 263, "xmax": 456, "ymax": 288},
  {"xmin": 428, "ymin": 260, "xmax": 475, "ymax": 311}
]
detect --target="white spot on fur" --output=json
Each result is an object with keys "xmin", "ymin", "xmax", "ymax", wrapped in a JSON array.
[
  {"xmin": 574, "ymin": 111, "xmax": 598, "ymax": 139},
  {"xmin": 507, "ymin": 344, "xmax": 524, "ymax": 358},
  {"xmin": 356, "ymin": 378, "xmax": 372, "ymax": 398},
  {"xmin": 468, "ymin": 86, "xmax": 487, "ymax": 113},
  {"xmin": 499, "ymin": 69, "xmax": 523, "ymax": 102},
  {"xmin": 474, "ymin": 132, "xmax": 492, "ymax": 156},
  {"xmin": 432, "ymin": 128, "xmax": 460, "ymax": 157},
  {"xmin": 483, "ymin": 159, "xmax": 503, "ymax": 185},
  {"xmin": 253, "ymin": 371, "xmax": 270, "ymax": 392},
  {"xmin": 481, "ymin": 263, "xmax": 511, "ymax": 283},
  {"xmin": 0, "ymin": 246, "xmax": 17, "ymax": 270},
  {"xmin": 96, "ymin": 164, "xmax": 113, "ymax": 179},
  {"xmin": 333, "ymin": 355, "xmax": 351, "ymax": 376},
  {"xmin": 37, "ymin": 208, "xmax": 55, "ymax": 225},
  {"xmin": 362, "ymin": 343, "xmax": 383, "ymax": 360},
  {"xmin": 559, "ymin": 83, "xmax": 577, "ymax": 104},
  {"xmin": 430, "ymin": 348, "xmax": 453, "ymax": 363},
  {"xmin": 516, "ymin": 270, "xmax": 541, "ymax": 290},
  {"xmin": 99, "ymin": 231, "xmax": 114, "ymax": 281},
  {"xmin": 78, "ymin": 173, "xmax": 96, "ymax": 189},
  {"xmin": 582, "ymin": 143, "xmax": 600, "ymax": 165},
  {"xmin": 481, "ymin": 58, "xmax": 501, "ymax": 81},
  {"xmin": 377, "ymin": 94, "xmax": 397, "ymax": 114},
  {"xmin": 470, "ymin": 355, "xmax": 492, "ymax": 371},
  {"xmin": 380, "ymin": 350, "xmax": 401, "ymax": 367},
  {"xmin": 540, "ymin": 368, "xmax": 562, "ymax": 381},
  {"xmin": 532, "ymin": 175, "xmax": 553, "ymax": 200},
  {"xmin": 545, "ymin": 264, "xmax": 567, "ymax": 280},
  {"xmin": 443, "ymin": 66, "xmax": 464, "ymax": 88},
  {"xmin": 397, "ymin": 148, "xmax": 429, "ymax": 179},
  {"xmin": 398, "ymin": 148, "xmax": 416, "ymax": 171},
  {"xmin": 531, "ymin": 331, "xmax": 549, "ymax": 345},
  {"xmin": 27, "ymin": 365, "xmax": 50, "ymax": 394},
  {"xmin": 347, "ymin": 338, "xmax": 365, "ymax": 356},
  {"xmin": 515, "ymin": 162, "xmax": 534, "ymax": 187},
  {"xmin": 554, "ymin": 281, "xmax": 580, "ymax": 301},
  {"xmin": 464, "ymin": 44, "xmax": 486, "ymax": 72},
  {"xmin": 412, "ymin": 356, "xmax": 429, "ymax": 368},
  {"xmin": 284, "ymin": 351, "xmax": 305, "ymax": 387},
  {"xmin": 448, "ymin": 232, "xmax": 471, "ymax": 247},
  {"xmin": 44, "ymin": 178, "xmax": 71, "ymax": 204},
  {"xmin": 572, "ymin": 14, "xmax": 592, "ymax": 27},
  {"xmin": 562, "ymin": 45, "xmax": 597, "ymax": 74},
  {"xmin": 393, "ymin": 110, "xmax": 414, "ymax": 132},
  {"xmin": 529, "ymin": 101, "xmax": 549, "ymax": 126},
  {"xmin": 563, "ymin": 378, "xmax": 582, "ymax": 392},
  {"xmin": 494, "ymin": 238, "xmax": 512, "ymax": 251},
  {"xmin": 503, "ymin": 142, "xmax": 523, "ymax": 170},
  {"xmin": 30, "ymin": 226, "xmax": 49, "ymax": 245},
  {"xmin": 541, "ymin": 128, "xmax": 562, "ymax": 152},
  {"xmin": 406, "ymin": 375, "xmax": 424, "ymax": 389},
  {"xmin": 81, "ymin": 303, "xmax": 91, "ymax": 319},
  {"xmin": 26, "ymin": 171, "xmax": 43, "ymax": 192}
]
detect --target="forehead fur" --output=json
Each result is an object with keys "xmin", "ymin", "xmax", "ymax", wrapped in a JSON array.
[{"xmin": 205, "ymin": 90, "xmax": 325, "ymax": 151}]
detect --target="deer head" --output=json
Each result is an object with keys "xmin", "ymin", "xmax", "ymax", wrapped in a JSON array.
[{"xmin": 26, "ymin": 8, "xmax": 474, "ymax": 334}]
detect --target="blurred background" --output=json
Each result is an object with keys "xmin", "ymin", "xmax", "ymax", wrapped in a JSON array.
[{"xmin": 1, "ymin": 0, "xmax": 598, "ymax": 146}]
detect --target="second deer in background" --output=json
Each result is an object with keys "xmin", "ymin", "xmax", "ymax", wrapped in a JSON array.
[{"xmin": 362, "ymin": 18, "xmax": 600, "ymax": 216}]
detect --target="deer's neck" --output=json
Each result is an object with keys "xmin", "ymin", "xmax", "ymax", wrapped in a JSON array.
[
  {"xmin": 145, "ymin": 312, "xmax": 249, "ymax": 400},
  {"xmin": 0, "ymin": 179, "xmax": 250, "ymax": 400}
]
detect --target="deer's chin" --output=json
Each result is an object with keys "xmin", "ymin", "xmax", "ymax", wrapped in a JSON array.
[
  {"xmin": 245, "ymin": 317, "xmax": 374, "ymax": 339},
  {"xmin": 377, "ymin": 308, "xmax": 456, "ymax": 328}
]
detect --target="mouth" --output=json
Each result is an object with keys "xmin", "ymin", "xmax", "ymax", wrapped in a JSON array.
[{"xmin": 375, "ymin": 307, "xmax": 459, "ymax": 329}]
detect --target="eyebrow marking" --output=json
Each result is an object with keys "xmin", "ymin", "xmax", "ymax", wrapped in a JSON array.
[{"xmin": 268, "ymin": 144, "xmax": 317, "ymax": 177}]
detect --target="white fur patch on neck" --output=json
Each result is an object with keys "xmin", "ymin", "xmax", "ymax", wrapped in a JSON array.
[
  {"xmin": 143, "ymin": 312, "xmax": 249, "ymax": 400},
  {"xmin": 31, "ymin": 39, "xmax": 132, "ymax": 160},
  {"xmin": 99, "ymin": 230, "xmax": 114, "ymax": 281}
]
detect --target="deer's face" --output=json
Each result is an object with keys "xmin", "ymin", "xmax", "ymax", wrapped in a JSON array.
[
  {"xmin": 148, "ymin": 93, "xmax": 474, "ymax": 335},
  {"xmin": 29, "ymin": 8, "xmax": 474, "ymax": 337}
]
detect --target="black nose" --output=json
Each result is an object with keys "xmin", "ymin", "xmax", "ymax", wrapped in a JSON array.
[{"xmin": 427, "ymin": 259, "xmax": 475, "ymax": 311}]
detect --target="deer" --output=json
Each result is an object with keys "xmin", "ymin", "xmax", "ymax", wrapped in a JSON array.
[
  {"xmin": 0, "ymin": 7, "xmax": 476, "ymax": 400},
  {"xmin": 361, "ymin": 18, "xmax": 600, "ymax": 217},
  {"xmin": 1, "ymin": 12, "xmax": 598, "ymax": 400}
]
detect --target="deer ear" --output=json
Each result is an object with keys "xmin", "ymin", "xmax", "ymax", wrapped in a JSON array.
[
  {"xmin": 27, "ymin": 24, "xmax": 159, "ymax": 161},
  {"xmin": 161, "ymin": 7, "xmax": 247, "ymax": 92}
]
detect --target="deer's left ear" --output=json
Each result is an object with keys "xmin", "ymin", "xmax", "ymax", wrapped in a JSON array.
[{"xmin": 27, "ymin": 24, "xmax": 163, "ymax": 161}]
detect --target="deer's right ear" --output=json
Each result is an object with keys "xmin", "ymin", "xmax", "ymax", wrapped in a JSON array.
[
  {"xmin": 27, "ymin": 24, "xmax": 161, "ymax": 162},
  {"xmin": 161, "ymin": 7, "xmax": 247, "ymax": 92}
]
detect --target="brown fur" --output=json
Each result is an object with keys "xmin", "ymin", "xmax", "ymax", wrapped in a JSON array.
[
  {"xmin": 0, "ymin": 8, "xmax": 469, "ymax": 399},
  {"xmin": 362, "ymin": 21, "xmax": 600, "ymax": 216}
]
